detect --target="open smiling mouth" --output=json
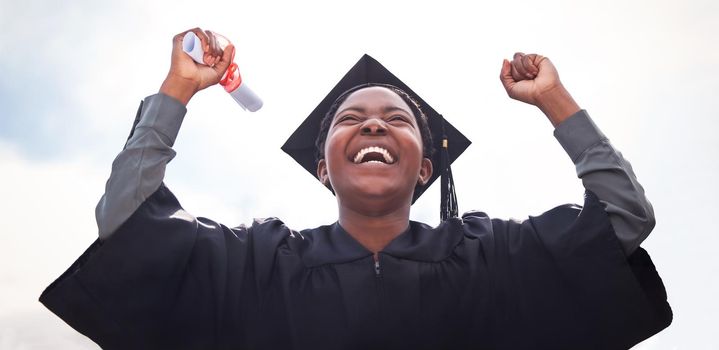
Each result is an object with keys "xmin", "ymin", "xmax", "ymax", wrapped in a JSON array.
[{"xmin": 352, "ymin": 146, "xmax": 396, "ymax": 165}]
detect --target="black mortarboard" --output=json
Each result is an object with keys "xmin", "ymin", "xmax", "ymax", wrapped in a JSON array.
[{"xmin": 282, "ymin": 54, "xmax": 471, "ymax": 220}]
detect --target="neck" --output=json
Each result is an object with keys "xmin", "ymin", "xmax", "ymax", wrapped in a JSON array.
[{"xmin": 337, "ymin": 201, "xmax": 410, "ymax": 256}]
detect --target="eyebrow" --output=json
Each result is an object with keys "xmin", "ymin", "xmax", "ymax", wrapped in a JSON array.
[{"xmin": 336, "ymin": 105, "xmax": 412, "ymax": 117}]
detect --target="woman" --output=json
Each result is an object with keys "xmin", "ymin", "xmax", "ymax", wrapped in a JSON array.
[{"xmin": 41, "ymin": 28, "xmax": 671, "ymax": 349}]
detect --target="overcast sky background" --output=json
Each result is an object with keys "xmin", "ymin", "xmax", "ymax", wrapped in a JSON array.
[{"xmin": 1, "ymin": 0, "xmax": 717, "ymax": 348}]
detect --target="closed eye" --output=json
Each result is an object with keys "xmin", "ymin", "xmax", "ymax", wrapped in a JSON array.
[
  {"xmin": 337, "ymin": 114, "xmax": 361, "ymax": 124},
  {"xmin": 388, "ymin": 114, "xmax": 411, "ymax": 124}
]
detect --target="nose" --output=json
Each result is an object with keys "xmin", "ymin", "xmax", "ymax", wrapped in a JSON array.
[{"xmin": 360, "ymin": 118, "xmax": 387, "ymax": 135}]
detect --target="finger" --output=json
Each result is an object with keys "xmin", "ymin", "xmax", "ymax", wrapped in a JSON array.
[
  {"xmin": 525, "ymin": 54, "xmax": 541, "ymax": 75},
  {"xmin": 510, "ymin": 62, "xmax": 523, "ymax": 82},
  {"xmin": 202, "ymin": 49, "xmax": 215, "ymax": 67},
  {"xmin": 522, "ymin": 54, "xmax": 537, "ymax": 78},
  {"xmin": 172, "ymin": 31, "xmax": 185, "ymax": 48},
  {"xmin": 206, "ymin": 30, "xmax": 221, "ymax": 57},
  {"xmin": 214, "ymin": 34, "xmax": 223, "ymax": 59},
  {"xmin": 214, "ymin": 44, "xmax": 235, "ymax": 75},
  {"xmin": 499, "ymin": 59, "xmax": 516, "ymax": 92},
  {"xmin": 527, "ymin": 53, "xmax": 546, "ymax": 76},
  {"xmin": 512, "ymin": 52, "xmax": 529, "ymax": 80}
]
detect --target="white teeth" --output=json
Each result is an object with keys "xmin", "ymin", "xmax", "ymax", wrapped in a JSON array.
[{"xmin": 353, "ymin": 146, "xmax": 395, "ymax": 164}]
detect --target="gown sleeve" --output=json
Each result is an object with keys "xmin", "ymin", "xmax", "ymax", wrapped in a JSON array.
[
  {"xmin": 474, "ymin": 191, "xmax": 671, "ymax": 349},
  {"xmin": 39, "ymin": 184, "xmax": 263, "ymax": 349}
]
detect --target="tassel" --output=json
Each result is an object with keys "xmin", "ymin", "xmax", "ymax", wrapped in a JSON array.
[{"xmin": 439, "ymin": 115, "xmax": 458, "ymax": 221}]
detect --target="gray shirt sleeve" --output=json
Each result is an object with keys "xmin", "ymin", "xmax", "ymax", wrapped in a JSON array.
[
  {"xmin": 553, "ymin": 110, "xmax": 656, "ymax": 255},
  {"xmin": 96, "ymin": 93, "xmax": 187, "ymax": 240}
]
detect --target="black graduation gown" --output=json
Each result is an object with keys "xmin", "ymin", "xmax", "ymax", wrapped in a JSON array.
[{"xmin": 40, "ymin": 185, "xmax": 671, "ymax": 349}]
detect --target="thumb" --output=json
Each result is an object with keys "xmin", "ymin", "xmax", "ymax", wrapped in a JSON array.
[
  {"xmin": 499, "ymin": 59, "xmax": 515, "ymax": 93},
  {"xmin": 213, "ymin": 44, "xmax": 235, "ymax": 76}
]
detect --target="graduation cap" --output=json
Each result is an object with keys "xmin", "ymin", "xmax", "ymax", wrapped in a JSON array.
[{"xmin": 282, "ymin": 54, "xmax": 471, "ymax": 220}]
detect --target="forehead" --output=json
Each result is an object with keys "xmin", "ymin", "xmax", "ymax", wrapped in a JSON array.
[{"xmin": 335, "ymin": 86, "xmax": 413, "ymax": 117}]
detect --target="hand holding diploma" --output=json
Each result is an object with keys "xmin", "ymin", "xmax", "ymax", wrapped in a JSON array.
[
  {"xmin": 182, "ymin": 31, "xmax": 263, "ymax": 111},
  {"xmin": 159, "ymin": 28, "xmax": 235, "ymax": 105}
]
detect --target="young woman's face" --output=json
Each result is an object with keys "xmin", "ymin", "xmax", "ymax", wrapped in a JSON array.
[{"xmin": 317, "ymin": 87, "xmax": 432, "ymax": 208}]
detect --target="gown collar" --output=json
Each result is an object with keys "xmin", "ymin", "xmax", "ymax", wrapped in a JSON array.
[{"xmin": 300, "ymin": 219, "xmax": 465, "ymax": 267}]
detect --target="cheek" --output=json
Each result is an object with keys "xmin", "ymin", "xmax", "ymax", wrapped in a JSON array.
[
  {"xmin": 323, "ymin": 130, "xmax": 348, "ymax": 169},
  {"xmin": 401, "ymin": 129, "xmax": 425, "ymax": 158}
]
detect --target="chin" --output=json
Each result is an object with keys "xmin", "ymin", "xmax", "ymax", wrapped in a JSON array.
[{"xmin": 338, "ymin": 183, "xmax": 411, "ymax": 207}]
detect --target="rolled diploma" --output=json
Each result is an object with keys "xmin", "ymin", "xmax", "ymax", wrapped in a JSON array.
[
  {"xmin": 182, "ymin": 32, "xmax": 206, "ymax": 65},
  {"xmin": 181, "ymin": 32, "xmax": 263, "ymax": 112}
]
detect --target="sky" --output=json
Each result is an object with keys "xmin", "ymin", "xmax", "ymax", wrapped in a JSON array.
[{"xmin": 0, "ymin": 0, "xmax": 717, "ymax": 348}]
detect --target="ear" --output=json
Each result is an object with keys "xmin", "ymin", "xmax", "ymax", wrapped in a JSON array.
[
  {"xmin": 317, "ymin": 159, "xmax": 330, "ymax": 188},
  {"xmin": 417, "ymin": 157, "xmax": 433, "ymax": 186}
]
